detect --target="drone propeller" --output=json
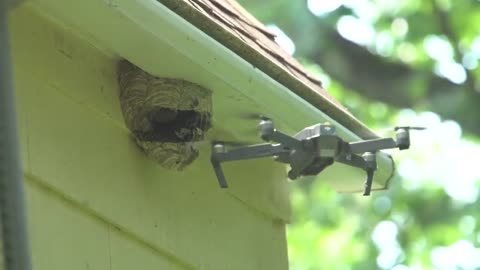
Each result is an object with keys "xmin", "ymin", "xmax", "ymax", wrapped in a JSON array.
[
  {"xmin": 232, "ymin": 112, "xmax": 275, "ymax": 137},
  {"xmin": 394, "ymin": 126, "xmax": 426, "ymax": 131},
  {"xmin": 194, "ymin": 139, "xmax": 251, "ymax": 149},
  {"xmin": 210, "ymin": 140, "xmax": 251, "ymax": 147},
  {"xmin": 376, "ymin": 126, "xmax": 426, "ymax": 136},
  {"xmin": 237, "ymin": 112, "xmax": 271, "ymax": 121}
]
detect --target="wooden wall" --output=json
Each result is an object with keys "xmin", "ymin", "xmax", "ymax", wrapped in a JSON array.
[{"xmin": 9, "ymin": 6, "xmax": 290, "ymax": 270}]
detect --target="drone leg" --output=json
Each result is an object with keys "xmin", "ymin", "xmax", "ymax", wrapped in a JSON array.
[
  {"xmin": 362, "ymin": 152, "xmax": 377, "ymax": 196},
  {"xmin": 211, "ymin": 157, "xmax": 228, "ymax": 188},
  {"xmin": 363, "ymin": 169, "xmax": 375, "ymax": 196}
]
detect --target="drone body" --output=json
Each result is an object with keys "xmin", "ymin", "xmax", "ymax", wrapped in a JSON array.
[{"xmin": 211, "ymin": 119, "xmax": 420, "ymax": 196}]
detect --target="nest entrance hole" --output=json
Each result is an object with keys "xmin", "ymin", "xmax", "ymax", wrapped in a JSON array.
[{"xmin": 134, "ymin": 108, "xmax": 211, "ymax": 143}]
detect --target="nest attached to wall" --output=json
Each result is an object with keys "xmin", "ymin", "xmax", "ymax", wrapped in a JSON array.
[{"xmin": 117, "ymin": 60, "xmax": 212, "ymax": 170}]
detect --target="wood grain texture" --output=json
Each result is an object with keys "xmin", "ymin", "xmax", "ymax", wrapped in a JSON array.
[{"xmin": 26, "ymin": 174, "xmax": 188, "ymax": 270}]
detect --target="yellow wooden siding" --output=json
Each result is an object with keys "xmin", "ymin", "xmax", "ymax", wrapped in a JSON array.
[
  {"xmin": 26, "ymin": 174, "xmax": 184, "ymax": 270},
  {"xmin": 15, "ymin": 2, "xmax": 292, "ymax": 221},
  {"xmin": 10, "ymin": 6, "xmax": 289, "ymax": 270}
]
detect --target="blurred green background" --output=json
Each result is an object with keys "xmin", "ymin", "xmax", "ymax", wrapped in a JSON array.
[{"xmin": 237, "ymin": 0, "xmax": 480, "ymax": 269}]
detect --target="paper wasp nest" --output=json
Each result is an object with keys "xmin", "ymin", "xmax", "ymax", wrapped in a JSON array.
[{"xmin": 117, "ymin": 60, "xmax": 212, "ymax": 170}]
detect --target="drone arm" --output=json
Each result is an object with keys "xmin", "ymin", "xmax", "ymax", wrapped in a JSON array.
[
  {"xmin": 212, "ymin": 144, "xmax": 285, "ymax": 162},
  {"xmin": 348, "ymin": 138, "xmax": 397, "ymax": 154},
  {"xmin": 210, "ymin": 143, "xmax": 286, "ymax": 188},
  {"xmin": 266, "ymin": 130, "xmax": 304, "ymax": 151},
  {"xmin": 259, "ymin": 120, "xmax": 303, "ymax": 150}
]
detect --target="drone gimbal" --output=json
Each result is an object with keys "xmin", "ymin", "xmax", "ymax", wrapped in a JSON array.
[{"xmin": 210, "ymin": 119, "xmax": 420, "ymax": 196}]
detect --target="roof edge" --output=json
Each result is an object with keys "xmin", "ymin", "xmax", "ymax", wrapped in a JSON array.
[{"xmin": 158, "ymin": 0, "xmax": 378, "ymax": 140}]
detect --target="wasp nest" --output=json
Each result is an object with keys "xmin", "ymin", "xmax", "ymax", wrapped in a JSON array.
[{"xmin": 117, "ymin": 60, "xmax": 212, "ymax": 170}]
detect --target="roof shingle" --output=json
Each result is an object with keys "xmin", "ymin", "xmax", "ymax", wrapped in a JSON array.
[{"xmin": 158, "ymin": 0, "xmax": 378, "ymax": 139}]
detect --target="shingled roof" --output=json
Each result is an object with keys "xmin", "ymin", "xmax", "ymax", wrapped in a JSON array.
[{"xmin": 158, "ymin": 0, "xmax": 377, "ymax": 139}]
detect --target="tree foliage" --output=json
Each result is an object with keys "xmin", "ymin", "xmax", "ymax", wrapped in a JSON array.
[{"xmin": 237, "ymin": 0, "xmax": 480, "ymax": 269}]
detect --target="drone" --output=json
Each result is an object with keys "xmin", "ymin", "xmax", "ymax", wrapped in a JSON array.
[{"xmin": 210, "ymin": 119, "xmax": 423, "ymax": 196}]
